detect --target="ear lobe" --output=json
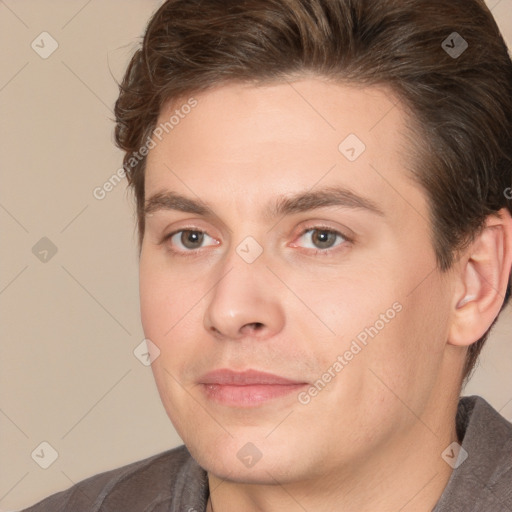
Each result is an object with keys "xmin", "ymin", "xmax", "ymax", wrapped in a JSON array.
[{"xmin": 448, "ymin": 208, "xmax": 512, "ymax": 347}]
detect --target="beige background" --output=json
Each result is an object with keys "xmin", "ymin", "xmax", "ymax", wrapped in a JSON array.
[{"xmin": 1, "ymin": 1, "xmax": 511, "ymax": 510}]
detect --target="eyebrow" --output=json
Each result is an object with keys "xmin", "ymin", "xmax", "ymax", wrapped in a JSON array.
[{"xmin": 144, "ymin": 186, "xmax": 385, "ymax": 220}]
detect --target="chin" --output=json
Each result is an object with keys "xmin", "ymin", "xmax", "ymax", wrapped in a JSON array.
[{"xmin": 186, "ymin": 432, "xmax": 308, "ymax": 484}]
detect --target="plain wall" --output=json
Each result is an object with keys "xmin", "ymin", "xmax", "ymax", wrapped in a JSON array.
[{"xmin": 1, "ymin": 1, "xmax": 511, "ymax": 510}]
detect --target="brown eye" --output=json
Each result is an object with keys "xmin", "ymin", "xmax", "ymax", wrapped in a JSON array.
[
  {"xmin": 180, "ymin": 230, "xmax": 204, "ymax": 249},
  {"xmin": 165, "ymin": 229, "xmax": 219, "ymax": 254},
  {"xmin": 292, "ymin": 227, "xmax": 348, "ymax": 253},
  {"xmin": 310, "ymin": 229, "xmax": 339, "ymax": 249}
]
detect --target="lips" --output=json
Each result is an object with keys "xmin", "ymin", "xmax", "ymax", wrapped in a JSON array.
[
  {"xmin": 199, "ymin": 369, "xmax": 303, "ymax": 385},
  {"xmin": 198, "ymin": 369, "xmax": 308, "ymax": 407}
]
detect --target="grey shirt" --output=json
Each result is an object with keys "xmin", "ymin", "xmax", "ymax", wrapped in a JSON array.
[{"xmin": 21, "ymin": 396, "xmax": 512, "ymax": 512}]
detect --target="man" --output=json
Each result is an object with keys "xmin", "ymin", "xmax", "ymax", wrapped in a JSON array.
[{"xmin": 23, "ymin": 0, "xmax": 512, "ymax": 510}]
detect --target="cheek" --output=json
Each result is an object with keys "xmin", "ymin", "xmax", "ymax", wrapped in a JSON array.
[
  {"xmin": 358, "ymin": 277, "xmax": 452, "ymax": 412},
  {"xmin": 139, "ymin": 250, "xmax": 191, "ymax": 330},
  {"xmin": 139, "ymin": 254, "xmax": 189, "ymax": 352},
  {"xmin": 139, "ymin": 252, "xmax": 210, "ymax": 382},
  {"xmin": 139, "ymin": 258, "xmax": 199, "ymax": 423},
  {"xmin": 316, "ymin": 249, "xmax": 450, "ymax": 390},
  {"xmin": 399, "ymin": 283, "xmax": 452, "ymax": 368},
  {"xmin": 139, "ymin": 263, "xmax": 168, "ymax": 338}
]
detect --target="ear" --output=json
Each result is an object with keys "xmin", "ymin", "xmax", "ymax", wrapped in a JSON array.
[{"xmin": 448, "ymin": 208, "xmax": 512, "ymax": 347}]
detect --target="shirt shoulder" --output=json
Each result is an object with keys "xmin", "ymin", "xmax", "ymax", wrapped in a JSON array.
[
  {"xmin": 434, "ymin": 395, "xmax": 512, "ymax": 512},
  {"xmin": 20, "ymin": 444, "xmax": 209, "ymax": 512}
]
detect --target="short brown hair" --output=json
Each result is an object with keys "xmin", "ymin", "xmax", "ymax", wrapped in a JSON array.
[{"xmin": 114, "ymin": 0, "xmax": 512, "ymax": 381}]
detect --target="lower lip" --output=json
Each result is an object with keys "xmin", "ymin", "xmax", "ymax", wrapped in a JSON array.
[{"xmin": 201, "ymin": 383, "xmax": 307, "ymax": 407}]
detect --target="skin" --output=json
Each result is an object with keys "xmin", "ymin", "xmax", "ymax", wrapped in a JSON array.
[{"xmin": 139, "ymin": 77, "xmax": 512, "ymax": 511}]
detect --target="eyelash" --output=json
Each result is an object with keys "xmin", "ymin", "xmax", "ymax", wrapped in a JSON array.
[{"xmin": 161, "ymin": 225, "xmax": 352, "ymax": 258}]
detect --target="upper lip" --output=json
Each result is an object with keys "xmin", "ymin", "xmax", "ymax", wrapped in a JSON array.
[{"xmin": 199, "ymin": 369, "xmax": 306, "ymax": 386}]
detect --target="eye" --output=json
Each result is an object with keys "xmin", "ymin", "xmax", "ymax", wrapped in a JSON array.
[
  {"xmin": 165, "ymin": 229, "xmax": 219, "ymax": 252},
  {"xmin": 292, "ymin": 227, "xmax": 348, "ymax": 252}
]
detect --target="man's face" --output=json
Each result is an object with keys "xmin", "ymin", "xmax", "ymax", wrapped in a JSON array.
[{"xmin": 140, "ymin": 78, "xmax": 455, "ymax": 483}]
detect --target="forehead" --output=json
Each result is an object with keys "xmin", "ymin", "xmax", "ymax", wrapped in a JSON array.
[{"xmin": 144, "ymin": 78, "xmax": 427, "ymax": 225}]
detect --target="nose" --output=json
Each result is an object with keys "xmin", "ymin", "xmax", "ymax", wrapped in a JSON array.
[{"xmin": 203, "ymin": 254, "xmax": 285, "ymax": 342}]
